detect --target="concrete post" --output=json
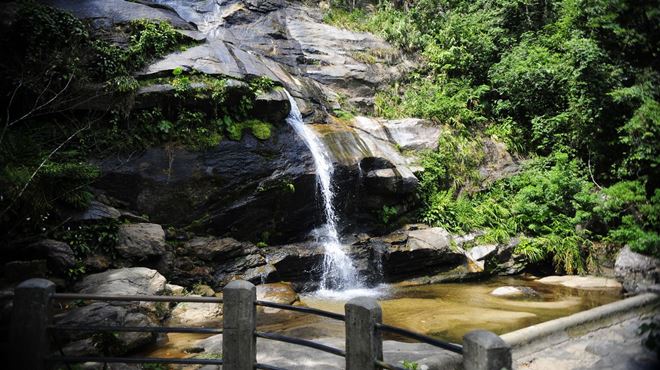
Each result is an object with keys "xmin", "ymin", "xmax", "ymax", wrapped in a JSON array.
[
  {"xmin": 345, "ymin": 297, "xmax": 383, "ymax": 370},
  {"xmin": 223, "ymin": 280, "xmax": 256, "ymax": 370},
  {"xmin": 10, "ymin": 278, "xmax": 56, "ymax": 370},
  {"xmin": 463, "ymin": 330, "xmax": 512, "ymax": 370}
]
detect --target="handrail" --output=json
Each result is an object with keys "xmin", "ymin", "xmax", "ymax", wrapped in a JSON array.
[
  {"xmin": 9, "ymin": 284, "xmax": 465, "ymax": 369},
  {"xmin": 255, "ymin": 331, "xmax": 346, "ymax": 357},
  {"xmin": 52, "ymin": 292, "xmax": 223, "ymax": 303},
  {"xmin": 376, "ymin": 323, "xmax": 463, "ymax": 354},
  {"xmin": 256, "ymin": 300, "xmax": 346, "ymax": 321},
  {"xmin": 50, "ymin": 325, "xmax": 223, "ymax": 335}
]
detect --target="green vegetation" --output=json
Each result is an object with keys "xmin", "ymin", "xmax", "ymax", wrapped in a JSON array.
[
  {"xmin": 401, "ymin": 359, "xmax": 420, "ymax": 370},
  {"xmin": 326, "ymin": 0, "xmax": 659, "ymax": 268},
  {"xmin": 0, "ymin": 2, "xmax": 276, "ymax": 247},
  {"xmin": 379, "ymin": 205, "xmax": 398, "ymax": 225}
]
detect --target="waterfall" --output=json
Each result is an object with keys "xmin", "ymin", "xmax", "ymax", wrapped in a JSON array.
[{"xmin": 284, "ymin": 91, "xmax": 360, "ymax": 291}]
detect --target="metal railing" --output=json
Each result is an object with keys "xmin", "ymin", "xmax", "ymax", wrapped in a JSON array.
[{"xmin": 7, "ymin": 278, "xmax": 512, "ymax": 370}]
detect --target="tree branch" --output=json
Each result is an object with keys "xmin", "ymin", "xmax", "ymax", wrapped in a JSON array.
[{"xmin": 0, "ymin": 123, "xmax": 90, "ymax": 219}]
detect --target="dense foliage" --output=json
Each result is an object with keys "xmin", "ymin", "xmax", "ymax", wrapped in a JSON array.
[
  {"xmin": 0, "ymin": 2, "xmax": 275, "ymax": 247},
  {"xmin": 326, "ymin": 0, "xmax": 659, "ymax": 269}
]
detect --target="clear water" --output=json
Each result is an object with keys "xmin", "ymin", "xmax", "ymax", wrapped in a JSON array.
[{"xmin": 284, "ymin": 91, "xmax": 360, "ymax": 291}]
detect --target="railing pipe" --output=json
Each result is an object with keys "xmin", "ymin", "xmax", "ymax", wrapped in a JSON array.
[
  {"xmin": 256, "ymin": 300, "xmax": 345, "ymax": 321},
  {"xmin": 50, "ymin": 325, "xmax": 223, "ymax": 335},
  {"xmin": 52, "ymin": 293, "xmax": 222, "ymax": 303},
  {"xmin": 377, "ymin": 323, "xmax": 463, "ymax": 354},
  {"xmin": 255, "ymin": 331, "xmax": 346, "ymax": 357}
]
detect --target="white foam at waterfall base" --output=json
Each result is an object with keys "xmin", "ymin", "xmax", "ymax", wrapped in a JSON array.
[
  {"xmin": 284, "ymin": 91, "xmax": 361, "ymax": 291},
  {"xmin": 312, "ymin": 284, "xmax": 389, "ymax": 301}
]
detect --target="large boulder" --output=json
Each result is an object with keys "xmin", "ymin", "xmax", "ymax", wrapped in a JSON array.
[
  {"xmin": 57, "ymin": 267, "xmax": 169, "ymax": 356},
  {"xmin": 65, "ymin": 200, "xmax": 121, "ymax": 222},
  {"xmin": 257, "ymin": 282, "xmax": 299, "ymax": 314},
  {"xmin": 75, "ymin": 267, "xmax": 167, "ymax": 297},
  {"xmin": 381, "ymin": 227, "xmax": 466, "ymax": 281},
  {"xmin": 55, "ymin": 302, "xmax": 159, "ymax": 356},
  {"xmin": 265, "ymin": 243, "xmax": 325, "ymax": 287},
  {"xmin": 116, "ymin": 223, "xmax": 166, "ymax": 262},
  {"xmin": 169, "ymin": 299, "xmax": 223, "ymax": 326},
  {"xmin": 26, "ymin": 239, "xmax": 76, "ymax": 276},
  {"xmin": 614, "ymin": 246, "xmax": 660, "ymax": 293}
]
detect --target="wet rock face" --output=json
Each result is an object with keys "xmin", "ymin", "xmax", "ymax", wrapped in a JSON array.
[
  {"xmin": 312, "ymin": 117, "xmax": 443, "ymax": 233},
  {"xmin": 95, "ymin": 124, "xmax": 320, "ymax": 243},
  {"xmin": 44, "ymin": 0, "xmax": 194, "ymax": 30}
]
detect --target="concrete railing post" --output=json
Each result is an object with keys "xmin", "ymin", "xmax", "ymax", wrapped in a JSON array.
[
  {"xmin": 463, "ymin": 330, "xmax": 512, "ymax": 370},
  {"xmin": 10, "ymin": 278, "xmax": 56, "ymax": 370},
  {"xmin": 223, "ymin": 280, "xmax": 256, "ymax": 370},
  {"xmin": 345, "ymin": 297, "xmax": 383, "ymax": 370}
]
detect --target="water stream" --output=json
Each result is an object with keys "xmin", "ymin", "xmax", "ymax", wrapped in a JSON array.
[{"xmin": 284, "ymin": 92, "xmax": 361, "ymax": 293}]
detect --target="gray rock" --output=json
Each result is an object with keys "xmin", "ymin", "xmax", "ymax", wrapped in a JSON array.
[
  {"xmin": 365, "ymin": 168, "xmax": 418, "ymax": 195},
  {"xmin": 490, "ymin": 286, "xmax": 538, "ymax": 297},
  {"xmin": 26, "ymin": 239, "xmax": 76, "ymax": 275},
  {"xmin": 166, "ymin": 236, "xmax": 268, "ymax": 289},
  {"xmin": 382, "ymin": 227, "xmax": 466, "ymax": 281},
  {"xmin": 465, "ymin": 244, "xmax": 498, "ymax": 271},
  {"xmin": 67, "ymin": 200, "xmax": 121, "ymax": 221},
  {"xmin": 466, "ymin": 244, "xmax": 498, "ymax": 262},
  {"xmin": 169, "ymin": 299, "xmax": 223, "ymax": 326},
  {"xmin": 406, "ymin": 228, "xmax": 453, "ymax": 251},
  {"xmin": 254, "ymin": 88, "xmax": 291, "ymax": 122},
  {"xmin": 478, "ymin": 138, "xmax": 522, "ymax": 186},
  {"xmin": 44, "ymin": 0, "xmax": 193, "ymax": 29},
  {"xmin": 186, "ymin": 237, "xmax": 256, "ymax": 262},
  {"xmin": 381, "ymin": 118, "xmax": 441, "ymax": 151},
  {"xmin": 615, "ymin": 246, "xmax": 660, "ymax": 294},
  {"xmin": 166, "ymin": 283, "xmax": 186, "ymax": 296},
  {"xmin": 75, "ymin": 267, "xmax": 167, "ymax": 297},
  {"xmin": 240, "ymin": 263, "xmax": 278, "ymax": 284},
  {"xmin": 265, "ymin": 243, "xmax": 325, "ymax": 285},
  {"xmin": 136, "ymin": 0, "xmax": 414, "ymax": 116},
  {"xmin": 56, "ymin": 302, "xmax": 159, "ymax": 356},
  {"xmin": 116, "ymin": 223, "xmax": 166, "ymax": 261}
]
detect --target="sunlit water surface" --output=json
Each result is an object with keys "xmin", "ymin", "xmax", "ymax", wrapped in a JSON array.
[{"xmin": 144, "ymin": 276, "xmax": 621, "ymax": 358}]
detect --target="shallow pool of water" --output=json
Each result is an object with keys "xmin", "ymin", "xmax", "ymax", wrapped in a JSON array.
[
  {"xmin": 144, "ymin": 276, "xmax": 621, "ymax": 357},
  {"xmin": 298, "ymin": 276, "xmax": 621, "ymax": 343}
]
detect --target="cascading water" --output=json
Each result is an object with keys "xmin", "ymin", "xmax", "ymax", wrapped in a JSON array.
[{"xmin": 284, "ymin": 91, "xmax": 360, "ymax": 292}]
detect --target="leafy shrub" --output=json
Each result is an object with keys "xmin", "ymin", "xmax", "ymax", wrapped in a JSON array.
[{"xmin": 379, "ymin": 205, "xmax": 398, "ymax": 225}]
